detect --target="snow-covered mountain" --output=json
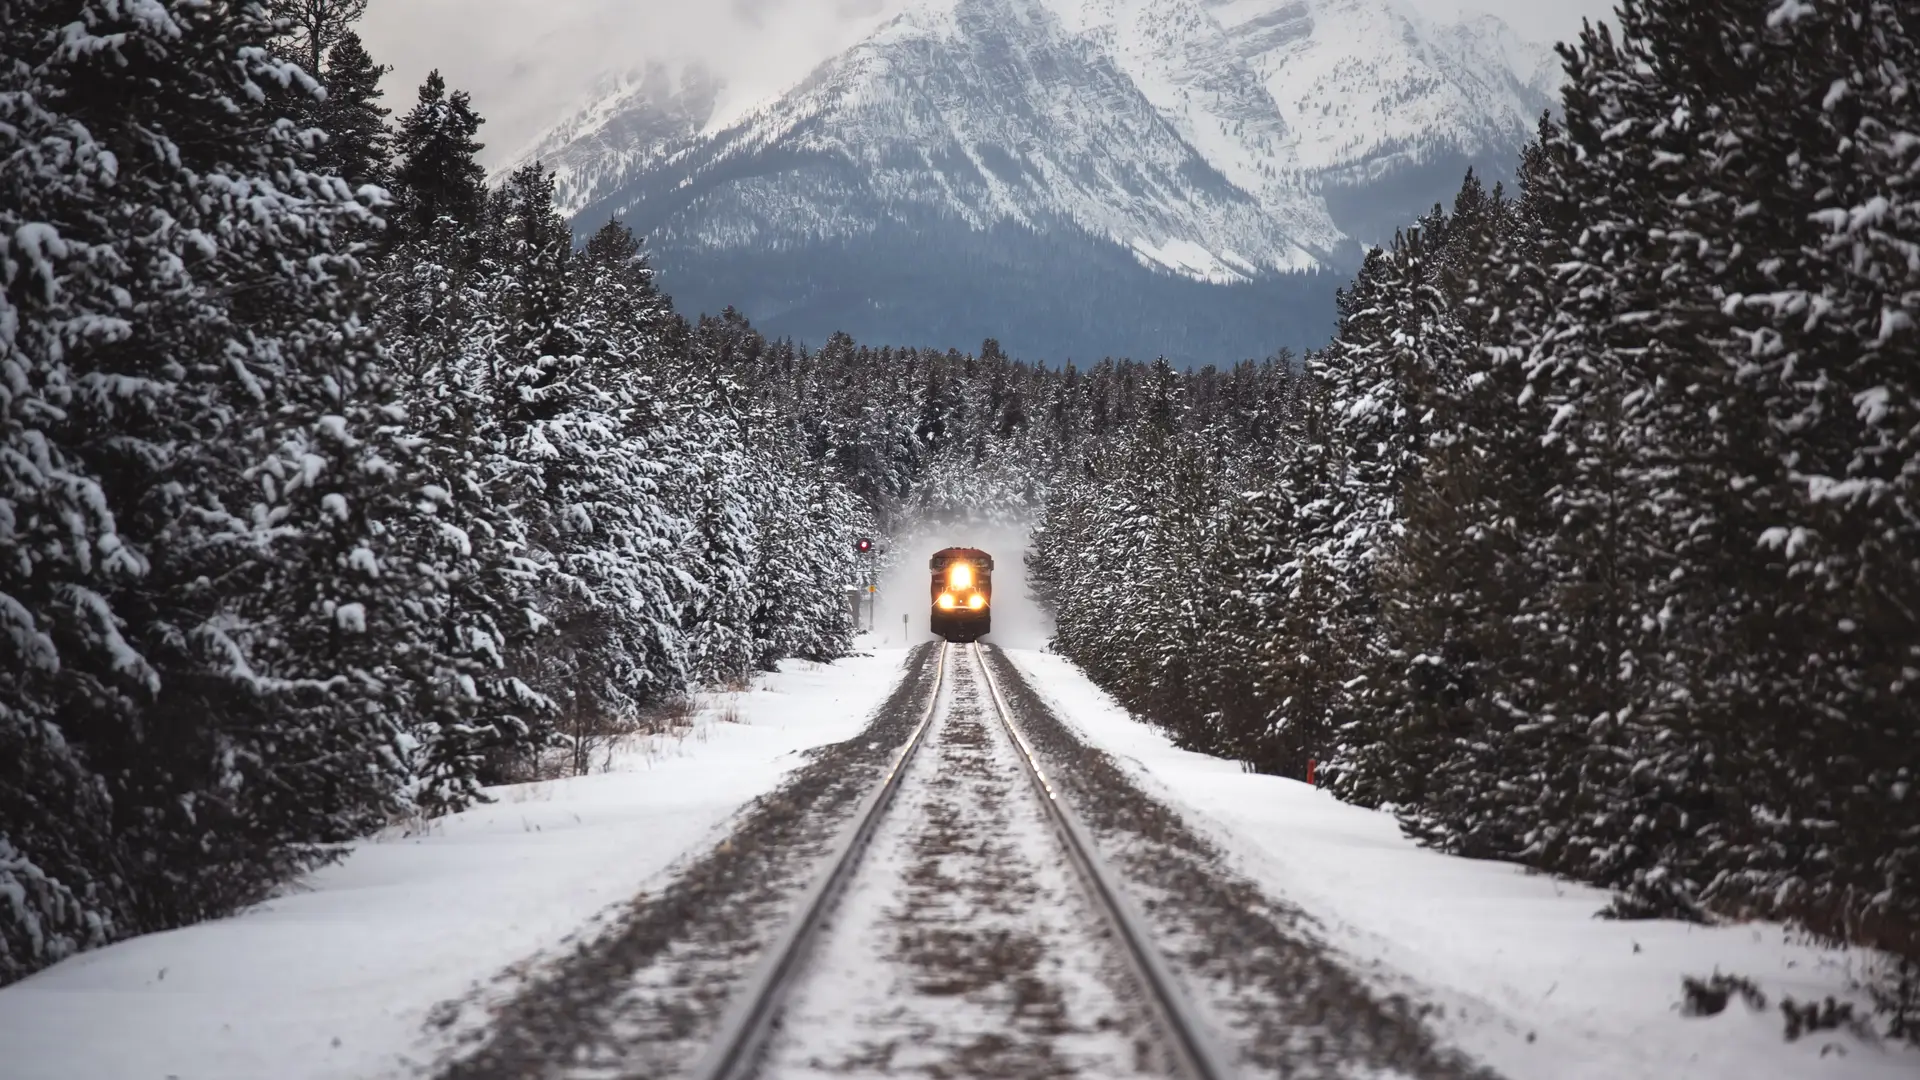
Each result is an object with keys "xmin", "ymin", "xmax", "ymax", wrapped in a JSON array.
[
  {"xmin": 514, "ymin": 0, "xmax": 1561, "ymax": 362},
  {"xmin": 512, "ymin": 61, "xmax": 724, "ymax": 223}
]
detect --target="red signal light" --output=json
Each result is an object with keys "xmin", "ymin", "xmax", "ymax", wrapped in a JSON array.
[{"xmin": 855, "ymin": 537, "xmax": 873, "ymax": 553}]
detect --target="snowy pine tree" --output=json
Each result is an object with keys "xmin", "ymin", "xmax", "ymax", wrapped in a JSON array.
[
  {"xmin": 1, "ymin": 0, "xmax": 420, "ymax": 978},
  {"xmin": 376, "ymin": 75, "xmax": 553, "ymax": 809},
  {"xmin": 312, "ymin": 31, "xmax": 391, "ymax": 191}
]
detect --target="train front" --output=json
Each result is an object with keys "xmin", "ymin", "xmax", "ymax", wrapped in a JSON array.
[{"xmin": 929, "ymin": 548, "xmax": 993, "ymax": 642}]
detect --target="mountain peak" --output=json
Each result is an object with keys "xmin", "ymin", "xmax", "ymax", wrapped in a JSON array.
[
  {"xmin": 514, "ymin": 0, "xmax": 1561, "ymax": 361},
  {"xmin": 504, "ymin": 60, "xmax": 723, "ymax": 212}
]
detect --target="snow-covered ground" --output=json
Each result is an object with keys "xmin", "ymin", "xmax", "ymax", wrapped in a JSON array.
[
  {"xmin": 0, "ymin": 645, "xmax": 913, "ymax": 1080},
  {"xmin": 1002, "ymin": 647, "xmax": 1920, "ymax": 1080}
]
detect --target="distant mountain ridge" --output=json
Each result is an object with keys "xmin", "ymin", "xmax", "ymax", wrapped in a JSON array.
[{"xmin": 510, "ymin": 0, "xmax": 1562, "ymax": 363}]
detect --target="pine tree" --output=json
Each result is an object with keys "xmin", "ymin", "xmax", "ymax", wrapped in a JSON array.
[
  {"xmin": 1390, "ymin": 123, "xmax": 1581, "ymax": 860},
  {"xmin": 676, "ymin": 409, "xmax": 759, "ymax": 689},
  {"xmin": 1670, "ymin": 0, "xmax": 1920, "ymax": 949},
  {"xmin": 314, "ymin": 31, "xmax": 391, "ymax": 191},
  {"xmin": 519, "ymin": 202, "xmax": 694, "ymax": 724},
  {"xmin": 1278, "ymin": 240, "xmax": 1447, "ymax": 804},
  {"xmin": 265, "ymin": 0, "xmax": 368, "ymax": 79},
  {"xmin": 374, "ymin": 80, "xmax": 553, "ymax": 810},
  {"xmin": 388, "ymin": 70, "xmax": 487, "ymax": 246},
  {"xmin": 1242, "ymin": 376, "xmax": 1355, "ymax": 780},
  {"xmin": 0, "ymin": 0, "xmax": 420, "ymax": 980}
]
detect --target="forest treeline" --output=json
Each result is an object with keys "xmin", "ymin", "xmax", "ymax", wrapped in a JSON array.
[
  {"xmin": 1028, "ymin": 0, "xmax": 1920, "ymax": 1023},
  {"xmin": 0, "ymin": 0, "xmax": 1179, "ymax": 985},
  {"xmin": 0, "ymin": 0, "xmax": 887, "ymax": 984}
]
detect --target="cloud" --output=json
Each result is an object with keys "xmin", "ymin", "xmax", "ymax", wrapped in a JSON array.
[
  {"xmin": 356, "ymin": 0, "xmax": 1611, "ymax": 169},
  {"xmin": 358, "ymin": 0, "xmax": 903, "ymax": 165}
]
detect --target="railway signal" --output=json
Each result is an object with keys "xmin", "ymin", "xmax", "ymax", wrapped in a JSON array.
[{"xmin": 852, "ymin": 538, "xmax": 876, "ymax": 629}]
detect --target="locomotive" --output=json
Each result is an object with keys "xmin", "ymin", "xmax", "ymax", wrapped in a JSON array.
[{"xmin": 929, "ymin": 547, "xmax": 992, "ymax": 642}]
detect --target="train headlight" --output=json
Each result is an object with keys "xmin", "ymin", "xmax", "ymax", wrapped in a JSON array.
[
  {"xmin": 948, "ymin": 562, "xmax": 972, "ymax": 590},
  {"xmin": 967, "ymin": 593, "xmax": 985, "ymax": 610},
  {"xmin": 937, "ymin": 592, "xmax": 957, "ymax": 610}
]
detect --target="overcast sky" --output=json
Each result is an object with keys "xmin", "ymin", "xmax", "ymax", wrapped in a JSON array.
[{"xmin": 358, "ymin": 0, "xmax": 1616, "ymax": 169}]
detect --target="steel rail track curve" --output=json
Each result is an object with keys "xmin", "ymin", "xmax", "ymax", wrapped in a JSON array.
[
  {"xmin": 685, "ymin": 640, "xmax": 1238, "ymax": 1080},
  {"xmin": 970, "ymin": 642, "xmax": 1239, "ymax": 1080}
]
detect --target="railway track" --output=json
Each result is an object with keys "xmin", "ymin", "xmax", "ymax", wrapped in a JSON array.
[{"xmin": 686, "ymin": 641, "xmax": 1238, "ymax": 1080}]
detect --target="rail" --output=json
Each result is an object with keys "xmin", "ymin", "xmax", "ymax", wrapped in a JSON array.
[
  {"xmin": 685, "ymin": 641, "xmax": 950, "ymax": 1080},
  {"xmin": 687, "ymin": 640, "xmax": 1238, "ymax": 1079},
  {"xmin": 970, "ymin": 642, "xmax": 1238, "ymax": 1080}
]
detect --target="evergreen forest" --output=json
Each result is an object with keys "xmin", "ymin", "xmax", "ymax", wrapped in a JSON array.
[
  {"xmin": 1, "ymin": 0, "xmax": 1913, "ymax": 1031},
  {"xmin": 1029, "ymin": 0, "xmax": 1920, "ymax": 1029}
]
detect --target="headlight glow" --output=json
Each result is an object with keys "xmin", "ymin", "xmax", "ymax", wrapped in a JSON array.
[
  {"xmin": 937, "ymin": 592, "xmax": 957, "ymax": 610},
  {"xmin": 967, "ymin": 593, "xmax": 985, "ymax": 610},
  {"xmin": 948, "ymin": 562, "xmax": 972, "ymax": 590}
]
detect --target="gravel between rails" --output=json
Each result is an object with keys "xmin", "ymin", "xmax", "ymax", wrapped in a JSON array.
[
  {"xmin": 422, "ymin": 643, "xmax": 944, "ymax": 1080},
  {"xmin": 762, "ymin": 644, "xmax": 1163, "ymax": 1079},
  {"xmin": 979, "ymin": 646, "xmax": 1504, "ymax": 1080}
]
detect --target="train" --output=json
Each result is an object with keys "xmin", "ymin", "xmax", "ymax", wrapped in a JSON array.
[{"xmin": 929, "ymin": 547, "xmax": 992, "ymax": 642}]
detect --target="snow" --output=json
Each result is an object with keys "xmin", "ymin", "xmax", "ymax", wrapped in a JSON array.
[
  {"xmin": 521, "ymin": 0, "xmax": 1560, "ymax": 272},
  {"xmin": 333, "ymin": 602, "xmax": 366, "ymax": 633},
  {"xmin": 763, "ymin": 645, "xmax": 1152, "ymax": 1075},
  {"xmin": 1130, "ymin": 235, "xmax": 1258, "ymax": 283},
  {"xmin": 1212, "ymin": 0, "xmax": 1559, "ymax": 173},
  {"xmin": 1000, "ymin": 647, "xmax": 1920, "ymax": 1080},
  {"xmin": 0, "ymin": 647, "xmax": 914, "ymax": 1080}
]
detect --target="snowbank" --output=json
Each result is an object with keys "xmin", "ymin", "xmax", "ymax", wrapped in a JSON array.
[
  {"xmin": 0, "ymin": 645, "xmax": 912, "ymax": 1080},
  {"xmin": 1003, "ymin": 648, "xmax": 1920, "ymax": 1080}
]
